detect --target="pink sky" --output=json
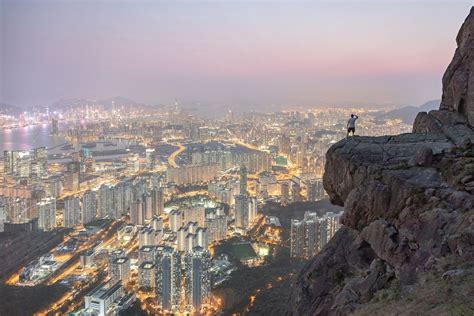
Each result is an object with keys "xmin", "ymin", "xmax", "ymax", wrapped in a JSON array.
[{"xmin": 1, "ymin": 1, "xmax": 473, "ymax": 109}]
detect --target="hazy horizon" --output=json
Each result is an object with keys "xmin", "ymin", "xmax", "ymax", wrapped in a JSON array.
[{"xmin": 1, "ymin": 0, "xmax": 472, "ymax": 110}]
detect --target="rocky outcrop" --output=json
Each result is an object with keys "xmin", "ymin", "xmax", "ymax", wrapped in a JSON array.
[
  {"xmin": 414, "ymin": 7, "xmax": 474, "ymax": 130},
  {"xmin": 289, "ymin": 8, "xmax": 474, "ymax": 316}
]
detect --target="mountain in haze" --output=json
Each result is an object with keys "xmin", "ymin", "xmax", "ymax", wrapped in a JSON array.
[
  {"xmin": 46, "ymin": 96, "xmax": 162, "ymax": 112},
  {"xmin": 0, "ymin": 102, "xmax": 23, "ymax": 116},
  {"xmin": 376, "ymin": 99, "xmax": 440, "ymax": 124}
]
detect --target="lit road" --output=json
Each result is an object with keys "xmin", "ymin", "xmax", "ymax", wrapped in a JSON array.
[{"xmin": 167, "ymin": 144, "xmax": 186, "ymax": 168}]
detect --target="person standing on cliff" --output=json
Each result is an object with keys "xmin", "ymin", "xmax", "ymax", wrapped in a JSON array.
[{"xmin": 347, "ymin": 114, "xmax": 358, "ymax": 137}]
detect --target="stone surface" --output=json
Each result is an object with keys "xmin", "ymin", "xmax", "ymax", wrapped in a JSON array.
[{"xmin": 289, "ymin": 8, "xmax": 474, "ymax": 315}]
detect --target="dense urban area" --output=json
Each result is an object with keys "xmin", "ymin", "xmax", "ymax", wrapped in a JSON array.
[{"xmin": 0, "ymin": 98, "xmax": 421, "ymax": 315}]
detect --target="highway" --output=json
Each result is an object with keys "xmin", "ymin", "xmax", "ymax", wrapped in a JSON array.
[{"xmin": 167, "ymin": 143, "xmax": 186, "ymax": 168}]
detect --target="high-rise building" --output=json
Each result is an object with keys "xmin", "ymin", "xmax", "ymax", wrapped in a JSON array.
[
  {"xmin": 280, "ymin": 181, "xmax": 289, "ymax": 206},
  {"xmin": 290, "ymin": 211, "xmax": 344, "ymax": 259},
  {"xmin": 37, "ymin": 197, "xmax": 56, "ymax": 231},
  {"xmin": 51, "ymin": 118, "xmax": 59, "ymax": 135},
  {"xmin": 291, "ymin": 182, "xmax": 301, "ymax": 203},
  {"xmin": 184, "ymin": 247, "xmax": 211, "ymax": 312},
  {"xmin": 145, "ymin": 148, "xmax": 156, "ymax": 170},
  {"xmin": 130, "ymin": 200, "xmax": 145, "ymax": 226},
  {"xmin": 306, "ymin": 180, "xmax": 318, "ymax": 202},
  {"xmin": 290, "ymin": 219, "xmax": 305, "ymax": 258},
  {"xmin": 205, "ymin": 213, "xmax": 227, "ymax": 243},
  {"xmin": 138, "ymin": 246, "xmax": 156, "ymax": 265},
  {"xmin": 239, "ymin": 165, "xmax": 248, "ymax": 194},
  {"xmin": 0, "ymin": 203, "xmax": 6, "ymax": 232},
  {"xmin": 109, "ymin": 256, "xmax": 130, "ymax": 284},
  {"xmin": 98, "ymin": 184, "xmax": 114, "ymax": 219},
  {"xmin": 196, "ymin": 227, "xmax": 209, "ymax": 249},
  {"xmin": 82, "ymin": 190, "xmax": 97, "ymax": 224},
  {"xmin": 151, "ymin": 187, "xmax": 164, "ymax": 216},
  {"xmin": 248, "ymin": 196, "xmax": 258, "ymax": 226},
  {"xmin": 183, "ymin": 207, "xmax": 205, "ymax": 227},
  {"xmin": 177, "ymin": 226, "xmax": 188, "ymax": 252},
  {"xmin": 155, "ymin": 246, "xmax": 181, "ymax": 311},
  {"xmin": 64, "ymin": 196, "xmax": 81, "ymax": 228},
  {"xmin": 169, "ymin": 210, "xmax": 182, "ymax": 232},
  {"xmin": 234, "ymin": 194, "xmax": 249, "ymax": 230},
  {"xmin": 138, "ymin": 262, "xmax": 156, "ymax": 290}
]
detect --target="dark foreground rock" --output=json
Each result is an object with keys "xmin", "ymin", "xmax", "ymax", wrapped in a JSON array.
[{"xmin": 289, "ymin": 7, "xmax": 474, "ymax": 316}]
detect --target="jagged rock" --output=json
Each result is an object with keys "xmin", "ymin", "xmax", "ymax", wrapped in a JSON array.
[
  {"xmin": 440, "ymin": 7, "xmax": 474, "ymax": 126},
  {"xmin": 289, "ymin": 8, "xmax": 474, "ymax": 315}
]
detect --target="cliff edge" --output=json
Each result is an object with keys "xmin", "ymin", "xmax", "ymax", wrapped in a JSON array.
[{"xmin": 289, "ymin": 8, "xmax": 474, "ymax": 315}]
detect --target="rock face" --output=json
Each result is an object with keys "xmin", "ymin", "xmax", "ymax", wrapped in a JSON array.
[
  {"xmin": 289, "ymin": 8, "xmax": 474, "ymax": 316},
  {"xmin": 414, "ymin": 7, "xmax": 474, "ymax": 130}
]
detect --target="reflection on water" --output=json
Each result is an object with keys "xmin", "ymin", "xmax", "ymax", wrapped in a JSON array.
[{"xmin": 0, "ymin": 124, "xmax": 66, "ymax": 153}]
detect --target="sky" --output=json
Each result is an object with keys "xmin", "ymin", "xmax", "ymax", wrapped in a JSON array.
[{"xmin": 0, "ymin": 0, "xmax": 473, "ymax": 110}]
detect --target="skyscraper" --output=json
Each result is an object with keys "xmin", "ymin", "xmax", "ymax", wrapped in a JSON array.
[
  {"xmin": 81, "ymin": 190, "xmax": 97, "ymax": 224},
  {"xmin": 151, "ymin": 186, "xmax": 164, "ymax": 216},
  {"xmin": 234, "ymin": 194, "xmax": 249, "ymax": 230},
  {"xmin": 290, "ymin": 219, "xmax": 305, "ymax": 258},
  {"xmin": 184, "ymin": 247, "xmax": 211, "ymax": 312},
  {"xmin": 64, "ymin": 196, "xmax": 81, "ymax": 228},
  {"xmin": 98, "ymin": 184, "xmax": 114, "ymax": 219},
  {"xmin": 155, "ymin": 246, "xmax": 181, "ymax": 311},
  {"xmin": 37, "ymin": 197, "xmax": 56, "ymax": 231},
  {"xmin": 280, "ymin": 181, "xmax": 289, "ymax": 206},
  {"xmin": 239, "ymin": 165, "xmax": 248, "ymax": 195}
]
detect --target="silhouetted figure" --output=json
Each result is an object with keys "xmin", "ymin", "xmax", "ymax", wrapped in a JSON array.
[{"xmin": 347, "ymin": 114, "xmax": 358, "ymax": 137}]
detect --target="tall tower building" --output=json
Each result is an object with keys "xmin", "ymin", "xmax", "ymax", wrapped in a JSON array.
[
  {"xmin": 184, "ymin": 247, "xmax": 211, "ymax": 312},
  {"xmin": 234, "ymin": 194, "xmax": 249, "ymax": 230},
  {"xmin": 239, "ymin": 165, "xmax": 248, "ymax": 195},
  {"xmin": 37, "ymin": 197, "xmax": 56, "ymax": 231},
  {"xmin": 290, "ymin": 219, "xmax": 305, "ymax": 258},
  {"xmin": 155, "ymin": 246, "xmax": 181, "ymax": 311},
  {"xmin": 280, "ymin": 181, "xmax": 289, "ymax": 206},
  {"xmin": 81, "ymin": 190, "xmax": 97, "ymax": 224},
  {"xmin": 64, "ymin": 196, "xmax": 81, "ymax": 228},
  {"xmin": 151, "ymin": 187, "xmax": 164, "ymax": 216}
]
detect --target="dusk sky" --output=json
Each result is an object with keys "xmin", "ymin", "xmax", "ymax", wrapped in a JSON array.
[{"xmin": 1, "ymin": 0, "xmax": 473, "ymax": 110}]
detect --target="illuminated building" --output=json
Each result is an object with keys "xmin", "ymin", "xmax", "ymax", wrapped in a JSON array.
[
  {"xmin": 196, "ymin": 227, "xmax": 209, "ymax": 249},
  {"xmin": 130, "ymin": 200, "xmax": 145, "ymax": 226},
  {"xmin": 138, "ymin": 262, "xmax": 156, "ymax": 290},
  {"xmin": 169, "ymin": 210, "xmax": 182, "ymax": 232},
  {"xmin": 183, "ymin": 206, "xmax": 205, "ymax": 226},
  {"xmin": 280, "ymin": 181, "xmax": 289, "ymax": 206},
  {"xmin": 234, "ymin": 194, "xmax": 249, "ymax": 230},
  {"xmin": 290, "ymin": 219, "xmax": 305, "ymax": 258},
  {"xmin": 37, "ymin": 197, "xmax": 56, "ymax": 231},
  {"xmin": 291, "ymin": 181, "xmax": 301, "ymax": 203},
  {"xmin": 64, "ymin": 196, "xmax": 81, "ymax": 228},
  {"xmin": 205, "ymin": 213, "xmax": 227, "ymax": 243},
  {"xmin": 84, "ymin": 280, "xmax": 125, "ymax": 316},
  {"xmin": 150, "ymin": 215, "xmax": 163, "ymax": 231},
  {"xmin": 151, "ymin": 187, "xmax": 164, "ymax": 216},
  {"xmin": 109, "ymin": 256, "xmax": 130, "ymax": 284},
  {"xmin": 81, "ymin": 190, "xmax": 97, "ymax": 224},
  {"xmin": 98, "ymin": 184, "xmax": 115, "ymax": 219},
  {"xmin": 184, "ymin": 247, "xmax": 211, "ymax": 311},
  {"xmin": 239, "ymin": 165, "xmax": 248, "ymax": 194},
  {"xmin": 138, "ymin": 246, "xmax": 156, "ymax": 265},
  {"xmin": 291, "ymin": 211, "xmax": 344, "ymax": 259},
  {"xmin": 155, "ymin": 246, "xmax": 181, "ymax": 311},
  {"xmin": 145, "ymin": 148, "xmax": 156, "ymax": 170}
]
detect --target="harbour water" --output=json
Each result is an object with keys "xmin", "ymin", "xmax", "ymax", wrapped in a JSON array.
[{"xmin": 0, "ymin": 124, "xmax": 66, "ymax": 153}]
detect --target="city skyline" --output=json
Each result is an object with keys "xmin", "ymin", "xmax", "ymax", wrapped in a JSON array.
[{"xmin": 1, "ymin": 0, "xmax": 472, "ymax": 109}]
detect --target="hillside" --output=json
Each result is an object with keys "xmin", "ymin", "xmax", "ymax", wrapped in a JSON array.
[{"xmin": 376, "ymin": 100, "xmax": 440, "ymax": 125}]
